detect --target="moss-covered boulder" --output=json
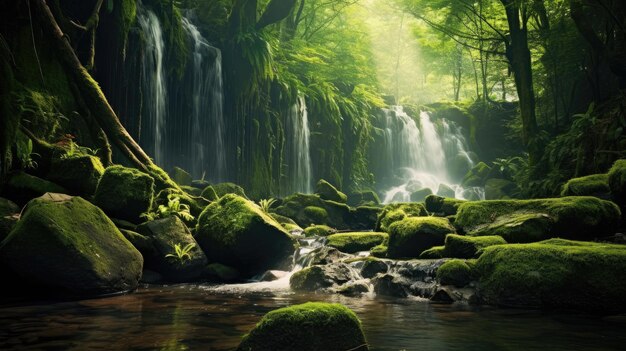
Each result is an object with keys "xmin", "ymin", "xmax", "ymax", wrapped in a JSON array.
[
  {"xmin": 316, "ymin": 179, "xmax": 348, "ymax": 203},
  {"xmin": 212, "ymin": 182, "xmax": 247, "ymax": 198},
  {"xmin": 47, "ymin": 155, "xmax": 104, "ymax": 196},
  {"xmin": 561, "ymin": 173, "xmax": 610, "ymax": 198},
  {"xmin": 271, "ymin": 213, "xmax": 303, "ymax": 233},
  {"xmin": 484, "ymin": 178, "xmax": 519, "ymax": 200},
  {"xmin": 437, "ymin": 259, "xmax": 473, "ymax": 287},
  {"xmin": 303, "ymin": 224, "xmax": 337, "ymax": 237},
  {"xmin": 375, "ymin": 202, "xmax": 428, "ymax": 232},
  {"xmin": 444, "ymin": 234, "xmax": 506, "ymax": 258},
  {"xmin": 238, "ymin": 302, "xmax": 368, "ymax": 351},
  {"xmin": 200, "ymin": 185, "xmax": 219, "ymax": 201},
  {"xmin": 410, "ymin": 188, "xmax": 433, "ymax": 202},
  {"xmin": 137, "ymin": 216, "xmax": 207, "ymax": 282},
  {"xmin": 195, "ymin": 194, "xmax": 296, "ymax": 277},
  {"xmin": 474, "ymin": 240, "xmax": 626, "ymax": 313},
  {"xmin": 290, "ymin": 264, "xmax": 352, "ymax": 292},
  {"xmin": 455, "ymin": 197, "xmax": 621, "ymax": 241},
  {"xmin": 425, "ymin": 195, "xmax": 465, "ymax": 216},
  {"xmin": 608, "ymin": 159, "xmax": 626, "ymax": 206},
  {"xmin": 327, "ymin": 232, "xmax": 388, "ymax": 254},
  {"xmin": 274, "ymin": 193, "xmax": 351, "ymax": 229},
  {"xmin": 170, "ymin": 166, "xmax": 192, "ymax": 186},
  {"xmin": 0, "ymin": 195, "xmax": 143, "ymax": 296},
  {"xmin": 348, "ymin": 190, "xmax": 380, "ymax": 207},
  {"xmin": 360, "ymin": 258, "xmax": 389, "ymax": 278},
  {"xmin": 0, "ymin": 197, "xmax": 19, "ymax": 242},
  {"xmin": 419, "ymin": 245, "xmax": 446, "ymax": 259},
  {"xmin": 387, "ymin": 217, "xmax": 455, "ymax": 258},
  {"xmin": 348, "ymin": 206, "xmax": 381, "ymax": 230},
  {"xmin": 93, "ymin": 165, "xmax": 154, "ymax": 223},
  {"xmin": 1, "ymin": 171, "xmax": 67, "ymax": 205}
]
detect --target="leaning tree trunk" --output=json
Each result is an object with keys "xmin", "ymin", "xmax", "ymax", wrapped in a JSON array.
[{"xmin": 34, "ymin": 0, "xmax": 153, "ymax": 171}]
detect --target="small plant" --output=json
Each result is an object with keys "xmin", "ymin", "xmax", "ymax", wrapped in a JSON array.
[
  {"xmin": 165, "ymin": 242, "xmax": 196, "ymax": 264},
  {"xmin": 15, "ymin": 131, "xmax": 39, "ymax": 170},
  {"xmin": 258, "ymin": 198, "xmax": 277, "ymax": 213},
  {"xmin": 141, "ymin": 194, "xmax": 195, "ymax": 222},
  {"xmin": 58, "ymin": 136, "xmax": 99, "ymax": 159}
]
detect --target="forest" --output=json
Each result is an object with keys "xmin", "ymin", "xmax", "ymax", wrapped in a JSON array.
[{"xmin": 0, "ymin": 0, "xmax": 625, "ymax": 350}]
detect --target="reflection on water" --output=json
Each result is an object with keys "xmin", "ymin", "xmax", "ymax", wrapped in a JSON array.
[{"xmin": 1, "ymin": 285, "xmax": 625, "ymax": 350}]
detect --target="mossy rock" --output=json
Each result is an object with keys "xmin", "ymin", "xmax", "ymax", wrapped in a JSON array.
[
  {"xmin": 327, "ymin": 232, "xmax": 388, "ymax": 254},
  {"xmin": 290, "ymin": 264, "xmax": 352, "ymax": 292},
  {"xmin": 303, "ymin": 224, "xmax": 337, "ymax": 237},
  {"xmin": 47, "ymin": 155, "xmax": 104, "ymax": 196},
  {"xmin": 348, "ymin": 206, "xmax": 382, "ymax": 230},
  {"xmin": 462, "ymin": 162, "xmax": 491, "ymax": 187},
  {"xmin": 436, "ymin": 184, "xmax": 456, "ymax": 198},
  {"xmin": 608, "ymin": 159, "xmax": 626, "ymax": 205},
  {"xmin": 137, "ymin": 216, "xmax": 207, "ymax": 282},
  {"xmin": 93, "ymin": 165, "xmax": 154, "ymax": 223},
  {"xmin": 347, "ymin": 190, "xmax": 380, "ymax": 207},
  {"xmin": 212, "ymin": 182, "xmax": 247, "ymax": 198},
  {"xmin": 370, "ymin": 244, "xmax": 388, "ymax": 258},
  {"xmin": 387, "ymin": 217, "xmax": 455, "ymax": 258},
  {"xmin": 315, "ymin": 179, "xmax": 347, "ymax": 203},
  {"xmin": 360, "ymin": 258, "xmax": 388, "ymax": 278},
  {"xmin": 154, "ymin": 187, "xmax": 204, "ymax": 218},
  {"xmin": 444, "ymin": 234, "xmax": 506, "ymax": 258},
  {"xmin": 419, "ymin": 245, "xmax": 446, "ymax": 259},
  {"xmin": 274, "ymin": 193, "xmax": 351, "ymax": 229},
  {"xmin": 375, "ymin": 202, "xmax": 428, "ymax": 232},
  {"xmin": 170, "ymin": 166, "xmax": 192, "ymax": 186},
  {"xmin": 303, "ymin": 206, "xmax": 328, "ymax": 223},
  {"xmin": 271, "ymin": 213, "xmax": 303, "ymax": 233},
  {"xmin": 484, "ymin": 178, "xmax": 519, "ymax": 200},
  {"xmin": 561, "ymin": 173, "xmax": 610, "ymax": 198},
  {"xmin": 195, "ymin": 194, "xmax": 296, "ymax": 277},
  {"xmin": 455, "ymin": 197, "xmax": 621, "ymax": 241},
  {"xmin": 425, "ymin": 195, "xmax": 465, "ymax": 216},
  {"xmin": 468, "ymin": 212, "xmax": 555, "ymax": 243},
  {"xmin": 410, "ymin": 188, "xmax": 433, "ymax": 202},
  {"xmin": 437, "ymin": 259, "xmax": 473, "ymax": 287},
  {"xmin": 2, "ymin": 171, "xmax": 67, "ymax": 206},
  {"xmin": 0, "ymin": 195, "xmax": 143, "ymax": 296},
  {"xmin": 200, "ymin": 185, "xmax": 219, "ymax": 201},
  {"xmin": 0, "ymin": 197, "xmax": 19, "ymax": 242},
  {"xmin": 475, "ymin": 240, "xmax": 626, "ymax": 313},
  {"xmin": 119, "ymin": 228, "xmax": 156, "ymax": 258},
  {"xmin": 238, "ymin": 302, "xmax": 368, "ymax": 351}
]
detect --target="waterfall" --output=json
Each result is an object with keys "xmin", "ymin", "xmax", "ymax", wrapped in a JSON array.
[
  {"xmin": 137, "ymin": 5, "xmax": 167, "ymax": 165},
  {"xmin": 381, "ymin": 106, "xmax": 481, "ymax": 203},
  {"xmin": 284, "ymin": 97, "xmax": 313, "ymax": 195}
]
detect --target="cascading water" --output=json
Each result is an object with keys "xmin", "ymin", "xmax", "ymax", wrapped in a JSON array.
[
  {"xmin": 283, "ymin": 96, "xmax": 313, "ymax": 195},
  {"xmin": 381, "ymin": 106, "xmax": 483, "ymax": 203},
  {"xmin": 137, "ymin": 4, "xmax": 167, "ymax": 165}
]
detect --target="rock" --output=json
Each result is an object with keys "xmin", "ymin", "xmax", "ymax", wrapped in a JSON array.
[
  {"xmin": 430, "ymin": 288, "xmax": 454, "ymax": 303},
  {"xmin": 47, "ymin": 155, "xmax": 104, "ymax": 196},
  {"xmin": 444, "ymin": 234, "xmax": 506, "ymax": 258},
  {"xmin": 195, "ymin": 194, "xmax": 297, "ymax": 277},
  {"xmin": 212, "ymin": 182, "xmax": 247, "ymax": 198},
  {"xmin": 371, "ymin": 274, "xmax": 408, "ymax": 298},
  {"xmin": 327, "ymin": 232, "xmax": 388, "ymax": 254},
  {"xmin": 119, "ymin": 229, "xmax": 157, "ymax": 258},
  {"xmin": 410, "ymin": 188, "xmax": 433, "ymax": 202},
  {"xmin": 303, "ymin": 206, "xmax": 328, "ymax": 223},
  {"xmin": 1, "ymin": 171, "xmax": 67, "ymax": 206},
  {"xmin": 93, "ymin": 165, "xmax": 155, "ymax": 223},
  {"xmin": 436, "ymin": 259, "xmax": 473, "ymax": 287},
  {"xmin": 338, "ymin": 282, "xmax": 370, "ymax": 296},
  {"xmin": 474, "ymin": 239, "xmax": 626, "ymax": 313},
  {"xmin": 424, "ymin": 195, "xmax": 465, "ymax": 216},
  {"xmin": 307, "ymin": 246, "xmax": 349, "ymax": 266},
  {"xmin": 0, "ymin": 197, "xmax": 20, "ymax": 242},
  {"xmin": 461, "ymin": 162, "xmax": 491, "ymax": 187},
  {"xmin": 436, "ymin": 184, "xmax": 456, "ymax": 198},
  {"xmin": 274, "ymin": 193, "xmax": 352, "ymax": 229},
  {"xmin": 387, "ymin": 217, "xmax": 455, "ymax": 258},
  {"xmin": 237, "ymin": 302, "xmax": 368, "ymax": 351},
  {"xmin": 361, "ymin": 258, "xmax": 388, "ymax": 278},
  {"xmin": 155, "ymin": 187, "xmax": 204, "ymax": 218},
  {"xmin": 170, "ymin": 166, "xmax": 192, "ymax": 186},
  {"xmin": 374, "ymin": 202, "xmax": 428, "ymax": 232},
  {"xmin": 316, "ymin": 179, "xmax": 348, "ymax": 203},
  {"xmin": 200, "ymin": 185, "xmax": 219, "ymax": 201},
  {"xmin": 370, "ymin": 244, "xmax": 388, "ymax": 258},
  {"xmin": 608, "ymin": 159, "xmax": 626, "ymax": 208},
  {"xmin": 137, "ymin": 216, "xmax": 207, "ymax": 282},
  {"xmin": 205, "ymin": 263, "xmax": 240, "ymax": 282},
  {"xmin": 259, "ymin": 270, "xmax": 288, "ymax": 282},
  {"xmin": 419, "ymin": 246, "xmax": 446, "ymax": 259},
  {"xmin": 290, "ymin": 264, "xmax": 352, "ymax": 292},
  {"xmin": 348, "ymin": 190, "xmax": 381, "ymax": 207},
  {"xmin": 349, "ymin": 206, "xmax": 382, "ymax": 230},
  {"xmin": 394, "ymin": 259, "xmax": 444, "ymax": 280},
  {"xmin": 0, "ymin": 195, "xmax": 143, "ymax": 296},
  {"xmin": 271, "ymin": 213, "xmax": 303, "ymax": 233},
  {"xmin": 561, "ymin": 173, "xmax": 610, "ymax": 198},
  {"xmin": 455, "ymin": 197, "xmax": 621, "ymax": 241},
  {"xmin": 140, "ymin": 270, "xmax": 163, "ymax": 284},
  {"xmin": 303, "ymin": 224, "xmax": 337, "ymax": 237}
]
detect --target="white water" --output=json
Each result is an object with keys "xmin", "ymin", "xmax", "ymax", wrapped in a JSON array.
[
  {"xmin": 382, "ymin": 106, "xmax": 483, "ymax": 203},
  {"xmin": 284, "ymin": 96, "xmax": 313, "ymax": 195},
  {"xmin": 137, "ymin": 5, "xmax": 167, "ymax": 165}
]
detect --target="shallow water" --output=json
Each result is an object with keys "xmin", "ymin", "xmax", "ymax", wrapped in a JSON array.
[{"xmin": 1, "ymin": 285, "xmax": 625, "ymax": 350}]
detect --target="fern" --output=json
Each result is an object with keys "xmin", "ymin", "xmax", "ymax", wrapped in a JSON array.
[
  {"xmin": 165, "ymin": 242, "xmax": 196, "ymax": 264},
  {"xmin": 258, "ymin": 198, "xmax": 277, "ymax": 213}
]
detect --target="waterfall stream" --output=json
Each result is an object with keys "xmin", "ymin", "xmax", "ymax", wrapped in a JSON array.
[{"xmin": 283, "ymin": 96, "xmax": 313, "ymax": 195}]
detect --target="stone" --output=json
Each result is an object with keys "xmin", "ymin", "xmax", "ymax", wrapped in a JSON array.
[{"xmin": 93, "ymin": 165, "xmax": 154, "ymax": 223}]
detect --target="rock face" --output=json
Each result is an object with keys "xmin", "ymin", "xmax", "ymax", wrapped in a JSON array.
[
  {"xmin": 2, "ymin": 171, "xmax": 67, "ymax": 205},
  {"xmin": 238, "ymin": 302, "xmax": 368, "ymax": 351},
  {"xmin": 93, "ymin": 165, "xmax": 155, "ymax": 223},
  {"xmin": 327, "ymin": 232, "xmax": 388, "ymax": 253},
  {"xmin": 137, "ymin": 216, "xmax": 207, "ymax": 282},
  {"xmin": 195, "ymin": 194, "xmax": 296, "ymax": 277},
  {"xmin": 561, "ymin": 173, "xmax": 610, "ymax": 198},
  {"xmin": 0, "ymin": 195, "xmax": 143, "ymax": 296},
  {"xmin": 375, "ymin": 202, "xmax": 428, "ymax": 232},
  {"xmin": 387, "ymin": 217, "xmax": 455, "ymax": 258},
  {"xmin": 316, "ymin": 179, "xmax": 348, "ymax": 203},
  {"xmin": 47, "ymin": 155, "xmax": 104, "ymax": 196},
  {"xmin": 474, "ymin": 239, "xmax": 626, "ymax": 314}
]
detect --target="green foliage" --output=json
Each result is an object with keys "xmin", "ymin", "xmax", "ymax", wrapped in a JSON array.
[
  {"xmin": 143, "ymin": 194, "xmax": 195, "ymax": 222},
  {"xmin": 164, "ymin": 242, "xmax": 196, "ymax": 264},
  {"xmin": 60, "ymin": 140, "xmax": 99, "ymax": 160},
  {"xmin": 257, "ymin": 198, "xmax": 277, "ymax": 213}
]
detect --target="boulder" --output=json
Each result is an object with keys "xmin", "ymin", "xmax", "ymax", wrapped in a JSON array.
[
  {"xmin": 274, "ymin": 193, "xmax": 352, "ymax": 229},
  {"xmin": 212, "ymin": 182, "xmax": 247, "ymax": 198},
  {"xmin": 289, "ymin": 264, "xmax": 352, "ymax": 292},
  {"xmin": 47, "ymin": 155, "xmax": 104, "ymax": 196},
  {"xmin": 474, "ymin": 239, "xmax": 626, "ymax": 313},
  {"xmin": 436, "ymin": 259, "xmax": 473, "ymax": 287},
  {"xmin": 370, "ymin": 244, "xmax": 388, "ymax": 258},
  {"xmin": 303, "ymin": 224, "xmax": 337, "ymax": 237},
  {"xmin": 608, "ymin": 159, "xmax": 626, "ymax": 208},
  {"xmin": 1, "ymin": 171, "xmax": 67, "ymax": 205},
  {"xmin": 170, "ymin": 166, "xmax": 192, "ymax": 186},
  {"xmin": 348, "ymin": 206, "xmax": 382, "ymax": 230},
  {"xmin": 93, "ymin": 165, "xmax": 154, "ymax": 223},
  {"xmin": 348, "ymin": 190, "xmax": 381, "ymax": 207},
  {"xmin": 444, "ymin": 234, "xmax": 506, "ymax": 258},
  {"xmin": 237, "ymin": 302, "xmax": 368, "ymax": 351},
  {"xmin": 0, "ymin": 195, "xmax": 142, "ymax": 296},
  {"xmin": 361, "ymin": 258, "xmax": 388, "ymax": 278},
  {"xmin": 424, "ymin": 195, "xmax": 465, "ymax": 216},
  {"xmin": 419, "ymin": 246, "xmax": 446, "ymax": 259},
  {"xmin": 436, "ymin": 184, "xmax": 456, "ymax": 198},
  {"xmin": 371, "ymin": 273, "xmax": 408, "ymax": 298},
  {"xmin": 137, "ymin": 216, "xmax": 207, "ymax": 282},
  {"xmin": 195, "ymin": 194, "xmax": 297, "ymax": 277},
  {"xmin": 271, "ymin": 213, "xmax": 303, "ymax": 233},
  {"xmin": 316, "ymin": 179, "xmax": 348, "ymax": 203},
  {"xmin": 387, "ymin": 217, "xmax": 455, "ymax": 258},
  {"xmin": 561, "ymin": 173, "xmax": 610, "ymax": 198},
  {"xmin": 0, "ymin": 197, "xmax": 20, "ymax": 242},
  {"xmin": 327, "ymin": 232, "xmax": 388, "ymax": 254},
  {"xmin": 410, "ymin": 188, "xmax": 433, "ymax": 202},
  {"xmin": 338, "ymin": 282, "xmax": 370, "ymax": 296},
  {"xmin": 466, "ymin": 212, "xmax": 555, "ymax": 243},
  {"xmin": 374, "ymin": 202, "xmax": 428, "ymax": 232}
]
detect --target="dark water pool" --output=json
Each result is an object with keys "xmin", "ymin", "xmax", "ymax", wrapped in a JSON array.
[{"xmin": 1, "ymin": 285, "xmax": 625, "ymax": 350}]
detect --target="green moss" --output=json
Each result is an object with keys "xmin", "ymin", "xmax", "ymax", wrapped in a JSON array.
[
  {"xmin": 467, "ymin": 212, "xmax": 554, "ymax": 243},
  {"xmin": 437, "ymin": 259, "xmax": 473, "ymax": 287},
  {"xmin": 238, "ymin": 302, "xmax": 368, "ymax": 351},
  {"xmin": 93, "ymin": 165, "xmax": 155, "ymax": 223},
  {"xmin": 444, "ymin": 234, "xmax": 506, "ymax": 258},
  {"xmin": 200, "ymin": 186, "xmax": 219, "ymax": 201},
  {"xmin": 375, "ymin": 203, "xmax": 428, "ymax": 232},
  {"xmin": 212, "ymin": 182, "xmax": 247, "ymax": 198},
  {"xmin": 419, "ymin": 245, "xmax": 446, "ymax": 259},
  {"xmin": 3, "ymin": 171, "xmax": 67, "ymax": 206},
  {"xmin": 47, "ymin": 155, "xmax": 104, "ymax": 196},
  {"xmin": 456, "ymin": 197, "xmax": 621, "ymax": 240},
  {"xmin": 347, "ymin": 190, "xmax": 380, "ymax": 207},
  {"xmin": 561, "ymin": 173, "xmax": 610, "ymax": 197},
  {"xmin": 303, "ymin": 206, "xmax": 328, "ymax": 223},
  {"xmin": 387, "ymin": 217, "xmax": 455, "ymax": 258},
  {"xmin": 475, "ymin": 240, "xmax": 626, "ymax": 313},
  {"xmin": 316, "ymin": 179, "xmax": 348, "ymax": 203},
  {"xmin": 195, "ymin": 194, "xmax": 296, "ymax": 277},
  {"xmin": 425, "ymin": 195, "xmax": 465, "ymax": 216},
  {"xmin": 147, "ymin": 164, "xmax": 180, "ymax": 192},
  {"xmin": 289, "ymin": 266, "xmax": 331, "ymax": 292},
  {"xmin": 370, "ymin": 244, "xmax": 388, "ymax": 258},
  {"xmin": 327, "ymin": 232, "xmax": 388, "ymax": 254},
  {"xmin": 274, "ymin": 193, "xmax": 352, "ymax": 229},
  {"xmin": 608, "ymin": 159, "xmax": 626, "ymax": 204},
  {"xmin": 303, "ymin": 224, "xmax": 337, "ymax": 237},
  {"xmin": 111, "ymin": 0, "xmax": 137, "ymax": 51}
]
